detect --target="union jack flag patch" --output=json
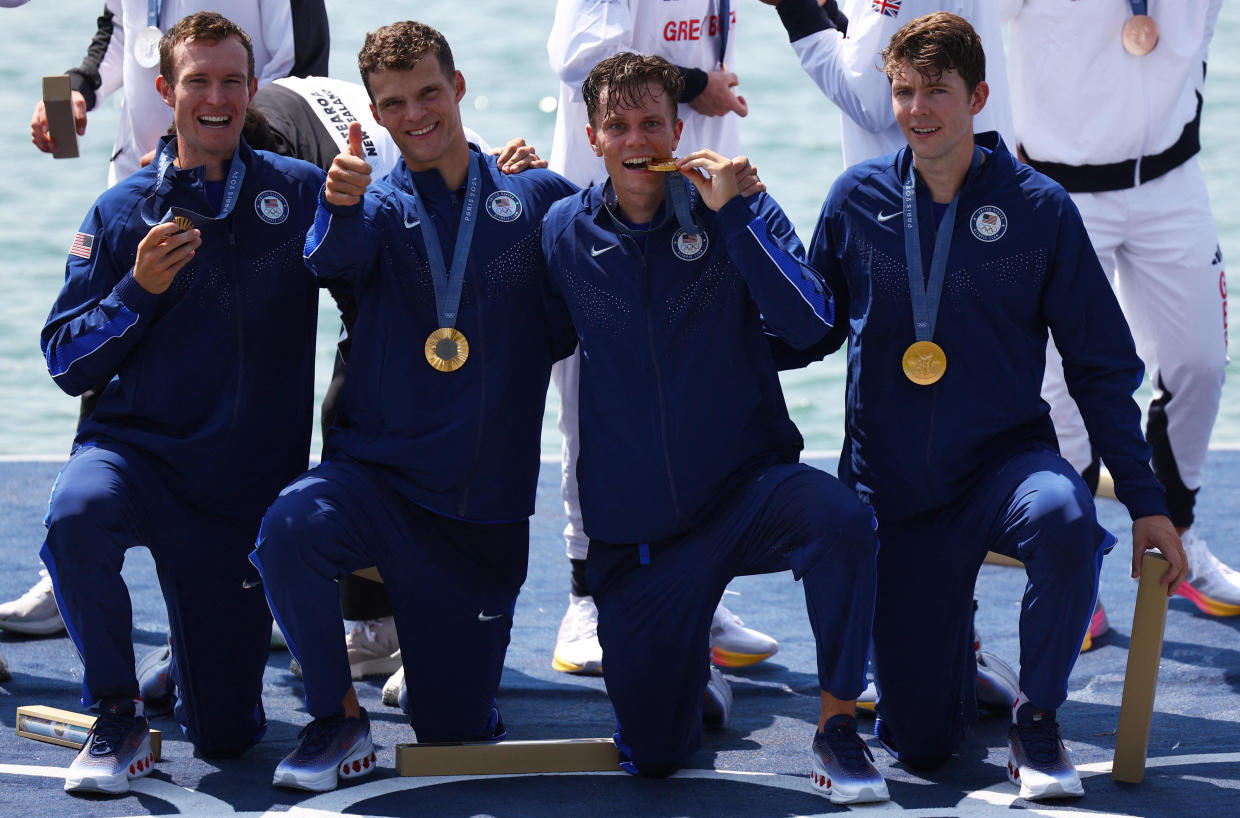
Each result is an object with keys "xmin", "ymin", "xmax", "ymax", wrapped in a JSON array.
[
  {"xmin": 871, "ymin": 0, "xmax": 901, "ymax": 17},
  {"xmin": 68, "ymin": 232, "xmax": 94, "ymax": 260}
]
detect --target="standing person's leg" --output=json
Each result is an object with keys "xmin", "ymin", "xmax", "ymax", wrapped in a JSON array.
[
  {"xmin": 1098, "ymin": 163, "xmax": 1237, "ymax": 615},
  {"xmin": 151, "ymin": 505, "xmax": 271, "ymax": 758},
  {"xmin": 386, "ymin": 513, "xmax": 528, "ymax": 743}
]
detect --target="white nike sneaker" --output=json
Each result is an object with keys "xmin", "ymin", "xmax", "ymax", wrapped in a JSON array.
[
  {"xmin": 0, "ymin": 569, "xmax": 66, "ymax": 636},
  {"xmin": 552, "ymin": 594, "xmax": 603, "ymax": 675},
  {"xmin": 710, "ymin": 601, "xmax": 778, "ymax": 668},
  {"xmin": 1176, "ymin": 529, "xmax": 1240, "ymax": 617},
  {"xmin": 345, "ymin": 617, "xmax": 402, "ymax": 679}
]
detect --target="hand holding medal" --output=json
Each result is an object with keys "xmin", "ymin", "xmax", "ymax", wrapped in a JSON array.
[
  {"xmin": 325, "ymin": 122, "xmax": 373, "ymax": 207},
  {"xmin": 133, "ymin": 219, "xmax": 200, "ymax": 295},
  {"xmin": 674, "ymin": 149, "xmax": 740, "ymax": 212}
]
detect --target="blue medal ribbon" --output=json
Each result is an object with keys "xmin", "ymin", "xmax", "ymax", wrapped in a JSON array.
[
  {"xmin": 1129, "ymin": 0, "xmax": 1148, "ymax": 17},
  {"xmin": 717, "ymin": 0, "xmax": 731, "ymax": 68},
  {"xmin": 404, "ymin": 151, "xmax": 482, "ymax": 330},
  {"xmin": 147, "ymin": 0, "xmax": 161, "ymax": 28},
  {"xmin": 665, "ymin": 173, "xmax": 702, "ymax": 237},
  {"xmin": 141, "ymin": 138, "xmax": 246, "ymax": 227},
  {"xmin": 901, "ymin": 147, "xmax": 981, "ymax": 342}
]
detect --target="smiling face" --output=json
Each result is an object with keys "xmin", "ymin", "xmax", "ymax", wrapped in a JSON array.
[
  {"xmin": 367, "ymin": 56, "xmax": 467, "ymax": 174},
  {"xmin": 587, "ymin": 80, "xmax": 683, "ymax": 221},
  {"xmin": 890, "ymin": 61, "xmax": 987, "ymax": 171},
  {"xmin": 156, "ymin": 36, "xmax": 256, "ymax": 179}
]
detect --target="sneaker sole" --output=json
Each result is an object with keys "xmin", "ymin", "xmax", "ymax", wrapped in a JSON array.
[
  {"xmin": 1006, "ymin": 753, "xmax": 1084, "ymax": 799},
  {"xmin": 1175, "ymin": 583, "xmax": 1240, "ymax": 617},
  {"xmin": 551, "ymin": 653, "xmax": 602, "ymax": 676},
  {"xmin": 273, "ymin": 736, "xmax": 377, "ymax": 792},
  {"xmin": 0, "ymin": 617, "xmax": 66, "ymax": 636},
  {"xmin": 710, "ymin": 645, "xmax": 776, "ymax": 668},
  {"xmin": 810, "ymin": 756, "xmax": 890, "ymax": 804},
  {"xmin": 349, "ymin": 656, "xmax": 402, "ymax": 680},
  {"xmin": 64, "ymin": 737, "xmax": 154, "ymax": 795}
]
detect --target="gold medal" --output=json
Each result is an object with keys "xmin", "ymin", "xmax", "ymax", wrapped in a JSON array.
[
  {"xmin": 425, "ymin": 327, "xmax": 469, "ymax": 372},
  {"xmin": 1122, "ymin": 14, "xmax": 1159, "ymax": 56},
  {"xmin": 173, "ymin": 216, "xmax": 194, "ymax": 232},
  {"xmin": 902, "ymin": 340, "xmax": 947, "ymax": 385}
]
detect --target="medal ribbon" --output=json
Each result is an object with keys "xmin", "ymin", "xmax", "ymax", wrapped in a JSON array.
[
  {"xmin": 1128, "ymin": 0, "xmax": 1148, "ymax": 17},
  {"xmin": 666, "ymin": 173, "xmax": 702, "ymax": 236},
  {"xmin": 141, "ymin": 138, "xmax": 246, "ymax": 227},
  {"xmin": 405, "ymin": 151, "xmax": 482, "ymax": 329},
  {"xmin": 717, "ymin": 0, "xmax": 731, "ymax": 68},
  {"xmin": 901, "ymin": 147, "xmax": 981, "ymax": 342},
  {"xmin": 147, "ymin": 0, "xmax": 162, "ymax": 28}
]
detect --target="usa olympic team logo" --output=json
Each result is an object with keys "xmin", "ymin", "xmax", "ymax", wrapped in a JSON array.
[
  {"xmin": 486, "ymin": 190, "xmax": 522, "ymax": 222},
  {"xmin": 672, "ymin": 228, "xmax": 708, "ymax": 261},
  {"xmin": 255, "ymin": 190, "xmax": 289, "ymax": 224},
  {"xmin": 969, "ymin": 205, "xmax": 1007, "ymax": 242}
]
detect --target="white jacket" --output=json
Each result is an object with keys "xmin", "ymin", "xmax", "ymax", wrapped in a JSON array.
[
  {"xmin": 1004, "ymin": 0, "xmax": 1222, "ymax": 165},
  {"xmin": 790, "ymin": 0, "xmax": 1013, "ymax": 165},
  {"xmin": 547, "ymin": 0, "xmax": 741, "ymax": 187},
  {"xmin": 100, "ymin": 0, "xmax": 302, "ymax": 185}
]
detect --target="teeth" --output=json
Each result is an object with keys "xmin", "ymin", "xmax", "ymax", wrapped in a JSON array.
[
  {"xmin": 200, "ymin": 116, "xmax": 228, "ymax": 123},
  {"xmin": 623, "ymin": 156, "xmax": 653, "ymax": 167},
  {"xmin": 912, "ymin": 127, "xmax": 938, "ymax": 134},
  {"xmin": 410, "ymin": 123, "xmax": 436, "ymax": 136}
]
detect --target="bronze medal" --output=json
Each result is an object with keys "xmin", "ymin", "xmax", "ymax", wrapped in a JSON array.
[
  {"xmin": 425, "ymin": 327, "xmax": 469, "ymax": 372},
  {"xmin": 1122, "ymin": 14, "xmax": 1159, "ymax": 56},
  {"xmin": 902, "ymin": 340, "xmax": 947, "ymax": 385}
]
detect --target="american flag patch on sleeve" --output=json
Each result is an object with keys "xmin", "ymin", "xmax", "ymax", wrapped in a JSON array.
[{"xmin": 69, "ymin": 232, "xmax": 95, "ymax": 260}]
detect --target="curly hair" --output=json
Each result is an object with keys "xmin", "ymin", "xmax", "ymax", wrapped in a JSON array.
[
  {"xmin": 159, "ymin": 11, "xmax": 255, "ymax": 84},
  {"xmin": 881, "ymin": 12, "xmax": 985, "ymax": 91},
  {"xmin": 357, "ymin": 21, "xmax": 455, "ymax": 102},
  {"xmin": 582, "ymin": 52, "xmax": 682, "ymax": 127}
]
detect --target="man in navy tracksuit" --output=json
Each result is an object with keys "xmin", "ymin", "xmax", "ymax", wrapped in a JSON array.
[
  {"xmin": 250, "ymin": 21, "xmax": 578, "ymax": 793},
  {"xmin": 39, "ymin": 13, "xmax": 324, "ymax": 795},
  {"xmin": 805, "ymin": 13, "xmax": 1187, "ymax": 800},
  {"xmin": 540, "ymin": 52, "xmax": 888, "ymax": 805}
]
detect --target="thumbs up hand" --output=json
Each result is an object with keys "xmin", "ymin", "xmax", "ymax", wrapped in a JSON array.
[{"xmin": 325, "ymin": 121, "xmax": 373, "ymax": 206}]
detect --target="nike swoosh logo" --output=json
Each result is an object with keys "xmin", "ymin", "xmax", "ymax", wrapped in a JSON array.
[
  {"xmin": 241, "ymin": 579, "xmax": 262, "ymax": 590},
  {"xmin": 876, "ymin": 211, "xmax": 900, "ymax": 222},
  {"xmin": 404, "ymin": 216, "xmax": 421, "ymax": 228},
  {"xmin": 591, "ymin": 244, "xmax": 618, "ymax": 257},
  {"xmin": 477, "ymin": 611, "xmax": 504, "ymax": 622}
]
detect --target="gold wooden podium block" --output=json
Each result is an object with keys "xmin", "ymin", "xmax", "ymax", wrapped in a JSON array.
[
  {"xmin": 42, "ymin": 75, "xmax": 79, "ymax": 159},
  {"xmin": 396, "ymin": 737, "xmax": 617, "ymax": 776},
  {"xmin": 16, "ymin": 705, "xmax": 162, "ymax": 760},
  {"xmin": 982, "ymin": 551, "xmax": 1024, "ymax": 568},
  {"xmin": 1112, "ymin": 552, "xmax": 1170, "ymax": 783}
]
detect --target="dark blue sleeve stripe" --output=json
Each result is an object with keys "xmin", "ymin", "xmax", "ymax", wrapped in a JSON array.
[
  {"xmin": 304, "ymin": 205, "xmax": 333, "ymax": 259},
  {"xmin": 46, "ymin": 309, "xmax": 140, "ymax": 380},
  {"xmin": 745, "ymin": 218, "xmax": 830, "ymax": 327}
]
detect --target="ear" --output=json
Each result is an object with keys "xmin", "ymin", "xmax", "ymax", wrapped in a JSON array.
[
  {"xmin": 586, "ymin": 123, "xmax": 602, "ymax": 157},
  {"xmin": 454, "ymin": 70, "xmax": 466, "ymax": 104},
  {"xmin": 671, "ymin": 117, "xmax": 684, "ymax": 152},
  {"xmin": 370, "ymin": 102, "xmax": 381, "ymax": 126},
  {"xmin": 247, "ymin": 76, "xmax": 258, "ymax": 104},
  {"xmin": 156, "ymin": 74, "xmax": 175, "ymax": 109},
  {"xmin": 969, "ymin": 80, "xmax": 989, "ymax": 117}
]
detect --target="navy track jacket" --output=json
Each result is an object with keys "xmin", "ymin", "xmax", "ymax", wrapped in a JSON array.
[
  {"xmin": 304, "ymin": 147, "xmax": 578, "ymax": 523},
  {"xmin": 542, "ymin": 183, "xmax": 831, "ymax": 544},
  {"xmin": 807, "ymin": 133, "xmax": 1168, "ymax": 522},
  {"xmin": 42, "ymin": 137, "xmax": 325, "ymax": 524}
]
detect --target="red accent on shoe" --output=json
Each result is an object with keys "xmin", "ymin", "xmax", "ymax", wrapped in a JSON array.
[{"xmin": 130, "ymin": 764, "xmax": 136, "ymax": 774}]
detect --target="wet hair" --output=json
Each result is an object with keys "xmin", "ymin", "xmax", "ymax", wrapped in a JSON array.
[
  {"xmin": 881, "ymin": 12, "xmax": 985, "ymax": 92},
  {"xmin": 357, "ymin": 21, "xmax": 456, "ymax": 102},
  {"xmin": 582, "ymin": 52, "xmax": 682, "ymax": 127},
  {"xmin": 159, "ymin": 11, "xmax": 255, "ymax": 85}
]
